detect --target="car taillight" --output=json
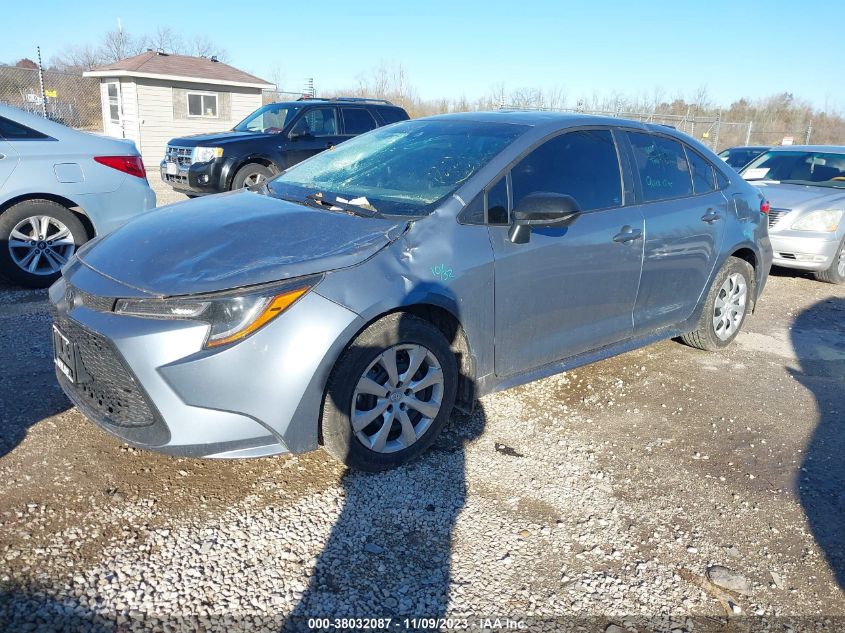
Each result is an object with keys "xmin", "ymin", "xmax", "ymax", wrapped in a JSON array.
[
  {"xmin": 94, "ymin": 155, "xmax": 147, "ymax": 180},
  {"xmin": 760, "ymin": 199, "xmax": 770, "ymax": 214}
]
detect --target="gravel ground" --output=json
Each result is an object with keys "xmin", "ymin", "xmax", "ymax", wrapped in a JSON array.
[{"xmin": 0, "ymin": 200, "xmax": 843, "ymax": 632}]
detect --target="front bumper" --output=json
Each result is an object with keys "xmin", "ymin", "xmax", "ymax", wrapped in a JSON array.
[
  {"xmin": 769, "ymin": 231, "xmax": 841, "ymax": 271},
  {"xmin": 49, "ymin": 271, "xmax": 362, "ymax": 458},
  {"xmin": 159, "ymin": 157, "xmax": 237, "ymax": 196}
]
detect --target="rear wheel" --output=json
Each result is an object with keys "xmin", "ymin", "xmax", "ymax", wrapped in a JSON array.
[
  {"xmin": 231, "ymin": 163, "xmax": 274, "ymax": 190},
  {"xmin": 321, "ymin": 313, "xmax": 458, "ymax": 471},
  {"xmin": 813, "ymin": 236, "xmax": 845, "ymax": 284},
  {"xmin": 0, "ymin": 200, "xmax": 87, "ymax": 288},
  {"xmin": 681, "ymin": 257, "xmax": 754, "ymax": 351}
]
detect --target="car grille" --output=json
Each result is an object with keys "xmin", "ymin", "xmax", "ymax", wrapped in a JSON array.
[
  {"xmin": 164, "ymin": 145, "xmax": 193, "ymax": 167},
  {"xmin": 53, "ymin": 311, "xmax": 157, "ymax": 428},
  {"xmin": 67, "ymin": 284, "xmax": 115, "ymax": 312},
  {"xmin": 768, "ymin": 208, "xmax": 790, "ymax": 228},
  {"xmin": 163, "ymin": 145, "xmax": 192, "ymax": 185}
]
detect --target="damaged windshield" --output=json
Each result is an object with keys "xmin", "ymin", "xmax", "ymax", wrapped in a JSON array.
[
  {"xmin": 234, "ymin": 104, "xmax": 302, "ymax": 133},
  {"xmin": 268, "ymin": 119, "xmax": 528, "ymax": 216}
]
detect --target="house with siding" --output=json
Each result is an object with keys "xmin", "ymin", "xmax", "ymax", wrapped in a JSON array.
[{"xmin": 84, "ymin": 51, "xmax": 273, "ymax": 167}]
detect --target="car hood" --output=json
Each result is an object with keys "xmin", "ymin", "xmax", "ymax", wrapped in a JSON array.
[
  {"xmin": 77, "ymin": 190, "xmax": 408, "ymax": 297},
  {"xmin": 168, "ymin": 130, "xmax": 273, "ymax": 147},
  {"xmin": 753, "ymin": 182, "xmax": 845, "ymax": 212}
]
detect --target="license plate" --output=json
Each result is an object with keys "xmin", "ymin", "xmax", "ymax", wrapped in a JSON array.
[
  {"xmin": 165, "ymin": 162, "xmax": 179, "ymax": 176},
  {"xmin": 52, "ymin": 324, "xmax": 77, "ymax": 383}
]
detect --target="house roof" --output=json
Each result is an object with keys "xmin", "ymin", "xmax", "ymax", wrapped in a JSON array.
[{"xmin": 83, "ymin": 51, "xmax": 274, "ymax": 89}]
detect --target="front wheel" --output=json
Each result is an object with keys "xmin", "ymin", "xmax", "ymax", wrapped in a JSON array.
[
  {"xmin": 0, "ymin": 200, "xmax": 88, "ymax": 288},
  {"xmin": 680, "ymin": 257, "xmax": 754, "ymax": 351},
  {"xmin": 813, "ymin": 236, "xmax": 845, "ymax": 284},
  {"xmin": 231, "ymin": 163, "xmax": 274, "ymax": 190},
  {"xmin": 321, "ymin": 313, "xmax": 458, "ymax": 471}
]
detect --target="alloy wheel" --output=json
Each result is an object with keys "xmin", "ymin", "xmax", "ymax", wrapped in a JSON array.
[
  {"xmin": 712, "ymin": 272, "xmax": 748, "ymax": 341},
  {"xmin": 7, "ymin": 216, "xmax": 75, "ymax": 276},
  {"xmin": 351, "ymin": 344, "xmax": 444, "ymax": 453},
  {"xmin": 837, "ymin": 242, "xmax": 845, "ymax": 277},
  {"xmin": 243, "ymin": 172, "xmax": 266, "ymax": 187}
]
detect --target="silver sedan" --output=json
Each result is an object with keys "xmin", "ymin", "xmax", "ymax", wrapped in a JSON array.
[
  {"xmin": 741, "ymin": 146, "xmax": 845, "ymax": 284},
  {"xmin": 0, "ymin": 104, "xmax": 155, "ymax": 287}
]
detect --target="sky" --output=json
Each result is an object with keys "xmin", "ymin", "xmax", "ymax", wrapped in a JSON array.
[{"xmin": 2, "ymin": 0, "xmax": 842, "ymax": 111}]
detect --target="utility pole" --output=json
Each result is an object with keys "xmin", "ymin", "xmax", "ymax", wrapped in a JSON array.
[
  {"xmin": 36, "ymin": 46, "xmax": 47, "ymax": 118},
  {"xmin": 805, "ymin": 123, "xmax": 812, "ymax": 145},
  {"xmin": 745, "ymin": 121, "xmax": 753, "ymax": 145}
]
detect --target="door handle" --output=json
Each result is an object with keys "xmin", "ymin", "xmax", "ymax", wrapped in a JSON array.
[
  {"xmin": 613, "ymin": 226, "xmax": 643, "ymax": 243},
  {"xmin": 701, "ymin": 209, "xmax": 721, "ymax": 223}
]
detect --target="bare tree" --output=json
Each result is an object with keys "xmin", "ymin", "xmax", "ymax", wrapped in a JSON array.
[{"xmin": 101, "ymin": 28, "xmax": 149, "ymax": 63}]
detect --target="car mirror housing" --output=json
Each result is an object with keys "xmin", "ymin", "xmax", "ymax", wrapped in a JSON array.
[{"xmin": 509, "ymin": 192, "xmax": 581, "ymax": 244}]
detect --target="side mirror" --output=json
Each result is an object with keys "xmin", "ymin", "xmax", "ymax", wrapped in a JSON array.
[{"xmin": 508, "ymin": 192, "xmax": 581, "ymax": 244}]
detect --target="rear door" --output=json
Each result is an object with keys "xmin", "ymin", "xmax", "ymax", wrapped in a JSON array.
[
  {"xmin": 339, "ymin": 107, "xmax": 379, "ymax": 139},
  {"xmin": 624, "ymin": 131, "xmax": 727, "ymax": 333},
  {"xmin": 0, "ymin": 117, "xmax": 26, "ymax": 192},
  {"xmin": 490, "ymin": 128, "xmax": 645, "ymax": 377},
  {"xmin": 284, "ymin": 107, "xmax": 344, "ymax": 167}
]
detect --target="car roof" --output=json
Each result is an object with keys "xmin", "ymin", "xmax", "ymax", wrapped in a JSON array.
[
  {"xmin": 422, "ymin": 109, "xmax": 660, "ymax": 131},
  {"xmin": 766, "ymin": 145, "xmax": 845, "ymax": 154},
  {"xmin": 269, "ymin": 99, "xmax": 401, "ymax": 107},
  {"xmin": 723, "ymin": 145, "xmax": 769, "ymax": 151}
]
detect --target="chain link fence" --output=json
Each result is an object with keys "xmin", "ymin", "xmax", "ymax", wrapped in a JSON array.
[
  {"xmin": 498, "ymin": 104, "xmax": 814, "ymax": 152},
  {"xmin": 0, "ymin": 65, "xmax": 102, "ymax": 130},
  {"xmin": 0, "ymin": 61, "xmax": 821, "ymax": 152}
]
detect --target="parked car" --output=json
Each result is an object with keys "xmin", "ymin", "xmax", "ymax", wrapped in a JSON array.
[
  {"xmin": 0, "ymin": 104, "xmax": 155, "ymax": 288},
  {"xmin": 51, "ymin": 112, "xmax": 771, "ymax": 470},
  {"xmin": 159, "ymin": 97, "xmax": 410, "ymax": 197},
  {"xmin": 740, "ymin": 146, "xmax": 845, "ymax": 284},
  {"xmin": 718, "ymin": 145, "xmax": 770, "ymax": 170}
]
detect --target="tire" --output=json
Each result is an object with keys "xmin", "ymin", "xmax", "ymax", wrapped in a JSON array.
[
  {"xmin": 231, "ymin": 163, "xmax": 274, "ymax": 190},
  {"xmin": 321, "ymin": 313, "xmax": 458, "ymax": 472},
  {"xmin": 813, "ymin": 236, "xmax": 845, "ymax": 284},
  {"xmin": 0, "ymin": 199, "xmax": 88, "ymax": 288},
  {"xmin": 680, "ymin": 257, "xmax": 754, "ymax": 351}
]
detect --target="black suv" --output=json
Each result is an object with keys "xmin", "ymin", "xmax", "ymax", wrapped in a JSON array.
[{"xmin": 160, "ymin": 98, "xmax": 409, "ymax": 196}]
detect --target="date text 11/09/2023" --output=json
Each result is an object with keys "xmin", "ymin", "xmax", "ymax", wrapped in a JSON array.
[{"xmin": 306, "ymin": 617, "xmax": 528, "ymax": 630}]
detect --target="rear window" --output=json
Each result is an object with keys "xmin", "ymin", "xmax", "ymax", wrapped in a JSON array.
[
  {"xmin": 341, "ymin": 107, "xmax": 378, "ymax": 135},
  {"xmin": 627, "ymin": 132, "xmax": 693, "ymax": 202},
  {"xmin": 0, "ymin": 116, "xmax": 48, "ymax": 140},
  {"xmin": 377, "ymin": 107, "xmax": 409, "ymax": 125},
  {"xmin": 685, "ymin": 147, "xmax": 716, "ymax": 194}
]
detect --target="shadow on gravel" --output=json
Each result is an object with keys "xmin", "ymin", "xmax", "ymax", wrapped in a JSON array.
[
  {"xmin": 283, "ymin": 311, "xmax": 485, "ymax": 631},
  {"xmin": 0, "ymin": 285, "xmax": 71, "ymax": 459},
  {"xmin": 793, "ymin": 296, "xmax": 845, "ymax": 590}
]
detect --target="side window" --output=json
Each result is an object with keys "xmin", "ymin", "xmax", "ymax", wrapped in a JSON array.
[
  {"xmin": 487, "ymin": 176, "xmax": 509, "ymax": 224},
  {"xmin": 0, "ymin": 116, "xmax": 47, "ymax": 140},
  {"xmin": 341, "ymin": 108, "xmax": 378, "ymax": 135},
  {"xmin": 685, "ymin": 147, "xmax": 716, "ymax": 194},
  {"xmin": 290, "ymin": 108, "xmax": 339, "ymax": 137},
  {"xmin": 627, "ymin": 132, "xmax": 693, "ymax": 201},
  {"xmin": 378, "ymin": 107, "xmax": 409, "ymax": 124},
  {"xmin": 459, "ymin": 193, "xmax": 484, "ymax": 224},
  {"xmin": 716, "ymin": 169, "xmax": 730, "ymax": 190},
  {"xmin": 511, "ymin": 130, "xmax": 621, "ymax": 212}
]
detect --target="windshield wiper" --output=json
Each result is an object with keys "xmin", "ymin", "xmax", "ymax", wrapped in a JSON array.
[{"xmin": 305, "ymin": 193, "xmax": 385, "ymax": 218}]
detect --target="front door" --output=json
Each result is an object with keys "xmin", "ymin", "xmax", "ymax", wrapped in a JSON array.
[
  {"xmin": 284, "ymin": 107, "xmax": 345, "ymax": 168},
  {"xmin": 624, "ymin": 132, "xmax": 727, "ymax": 332},
  {"xmin": 490, "ymin": 129, "xmax": 645, "ymax": 377}
]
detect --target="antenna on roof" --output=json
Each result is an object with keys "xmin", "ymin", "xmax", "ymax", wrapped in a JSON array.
[{"xmin": 211, "ymin": 55, "xmax": 219, "ymax": 62}]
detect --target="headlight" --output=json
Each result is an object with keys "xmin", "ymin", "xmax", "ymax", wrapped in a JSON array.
[
  {"xmin": 192, "ymin": 146, "xmax": 223, "ymax": 163},
  {"xmin": 114, "ymin": 277, "xmax": 319, "ymax": 348},
  {"xmin": 791, "ymin": 209, "xmax": 843, "ymax": 232}
]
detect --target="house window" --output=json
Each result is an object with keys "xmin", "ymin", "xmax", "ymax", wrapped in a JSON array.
[
  {"xmin": 187, "ymin": 92, "xmax": 218, "ymax": 118},
  {"xmin": 106, "ymin": 82, "xmax": 120, "ymax": 123}
]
